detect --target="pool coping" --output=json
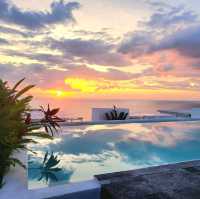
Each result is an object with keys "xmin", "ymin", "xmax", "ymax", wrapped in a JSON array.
[
  {"xmin": 96, "ymin": 160, "xmax": 200, "ymax": 183},
  {"xmin": 95, "ymin": 160, "xmax": 200, "ymax": 199},
  {"xmin": 59, "ymin": 118, "xmax": 200, "ymax": 126}
]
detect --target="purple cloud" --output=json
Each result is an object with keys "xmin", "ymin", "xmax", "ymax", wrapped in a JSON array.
[
  {"xmin": 0, "ymin": 0, "xmax": 80, "ymax": 29},
  {"xmin": 118, "ymin": 31, "xmax": 155, "ymax": 58},
  {"xmin": 144, "ymin": 4, "xmax": 197, "ymax": 28},
  {"xmin": 119, "ymin": 2, "xmax": 199, "ymax": 59},
  {"xmin": 50, "ymin": 38, "xmax": 132, "ymax": 66},
  {"xmin": 152, "ymin": 25, "xmax": 200, "ymax": 58}
]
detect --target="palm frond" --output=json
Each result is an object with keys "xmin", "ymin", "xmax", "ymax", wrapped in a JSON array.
[
  {"xmin": 14, "ymin": 85, "xmax": 35, "ymax": 100},
  {"xmin": 11, "ymin": 78, "xmax": 25, "ymax": 91}
]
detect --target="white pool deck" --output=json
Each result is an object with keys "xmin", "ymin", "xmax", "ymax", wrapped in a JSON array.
[{"xmin": 1, "ymin": 114, "xmax": 200, "ymax": 199}]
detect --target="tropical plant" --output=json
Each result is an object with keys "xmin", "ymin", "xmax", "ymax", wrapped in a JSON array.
[
  {"xmin": 105, "ymin": 105, "xmax": 128, "ymax": 120},
  {"xmin": 0, "ymin": 78, "xmax": 63, "ymax": 188}
]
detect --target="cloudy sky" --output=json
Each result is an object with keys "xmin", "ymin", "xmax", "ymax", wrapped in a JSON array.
[{"xmin": 1, "ymin": 0, "xmax": 200, "ymax": 101}]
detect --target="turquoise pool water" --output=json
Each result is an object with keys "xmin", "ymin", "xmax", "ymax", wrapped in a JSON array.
[{"xmin": 28, "ymin": 121, "xmax": 200, "ymax": 189}]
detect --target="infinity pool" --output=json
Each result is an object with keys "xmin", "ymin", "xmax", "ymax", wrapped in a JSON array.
[{"xmin": 28, "ymin": 121, "xmax": 200, "ymax": 189}]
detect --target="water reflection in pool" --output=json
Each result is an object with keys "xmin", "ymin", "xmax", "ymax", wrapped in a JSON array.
[{"xmin": 28, "ymin": 121, "xmax": 200, "ymax": 189}]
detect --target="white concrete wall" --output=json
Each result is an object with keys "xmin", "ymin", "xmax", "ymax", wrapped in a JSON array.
[{"xmin": 92, "ymin": 108, "xmax": 129, "ymax": 121}]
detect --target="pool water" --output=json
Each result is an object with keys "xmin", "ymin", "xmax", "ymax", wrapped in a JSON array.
[{"xmin": 28, "ymin": 121, "xmax": 200, "ymax": 189}]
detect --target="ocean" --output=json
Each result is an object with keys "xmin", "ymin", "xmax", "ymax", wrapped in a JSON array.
[{"xmin": 31, "ymin": 99, "xmax": 200, "ymax": 121}]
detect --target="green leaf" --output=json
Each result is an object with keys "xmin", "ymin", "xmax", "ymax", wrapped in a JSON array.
[
  {"xmin": 27, "ymin": 125, "xmax": 42, "ymax": 131},
  {"xmin": 14, "ymin": 85, "xmax": 35, "ymax": 100},
  {"xmin": 27, "ymin": 132, "xmax": 53, "ymax": 139},
  {"xmin": 20, "ymin": 96, "xmax": 33, "ymax": 104},
  {"xmin": 11, "ymin": 78, "xmax": 25, "ymax": 91},
  {"xmin": 20, "ymin": 138, "xmax": 37, "ymax": 144},
  {"xmin": 9, "ymin": 158, "xmax": 26, "ymax": 169}
]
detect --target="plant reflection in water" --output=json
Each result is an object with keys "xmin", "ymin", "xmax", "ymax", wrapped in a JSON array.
[{"xmin": 29, "ymin": 151, "xmax": 73, "ymax": 184}]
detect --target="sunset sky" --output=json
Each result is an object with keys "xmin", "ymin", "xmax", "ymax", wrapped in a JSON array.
[{"xmin": 1, "ymin": 0, "xmax": 200, "ymax": 100}]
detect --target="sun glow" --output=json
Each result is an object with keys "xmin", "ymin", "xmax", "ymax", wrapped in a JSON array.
[
  {"xmin": 65, "ymin": 78, "xmax": 98, "ymax": 93},
  {"xmin": 55, "ymin": 90, "xmax": 65, "ymax": 97},
  {"xmin": 30, "ymin": 80, "xmax": 200, "ymax": 100},
  {"xmin": 46, "ymin": 89, "xmax": 75, "ymax": 98}
]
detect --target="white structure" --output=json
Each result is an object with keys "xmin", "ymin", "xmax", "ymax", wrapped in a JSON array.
[
  {"xmin": 190, "ymin": 108, "xmax": 200, "ymax": 119},
  {"xmin": 158, "ymin": 108, "xmax": 200, "ymax": 120},
  {"xmin": 92, "ymin": 108, "xmax": 129, "ymax": 121}
]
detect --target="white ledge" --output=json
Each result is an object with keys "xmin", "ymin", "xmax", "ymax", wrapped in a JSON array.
[{"xmin": 59, "ymin": 118, "xmax": 200, "ymax": 126}]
